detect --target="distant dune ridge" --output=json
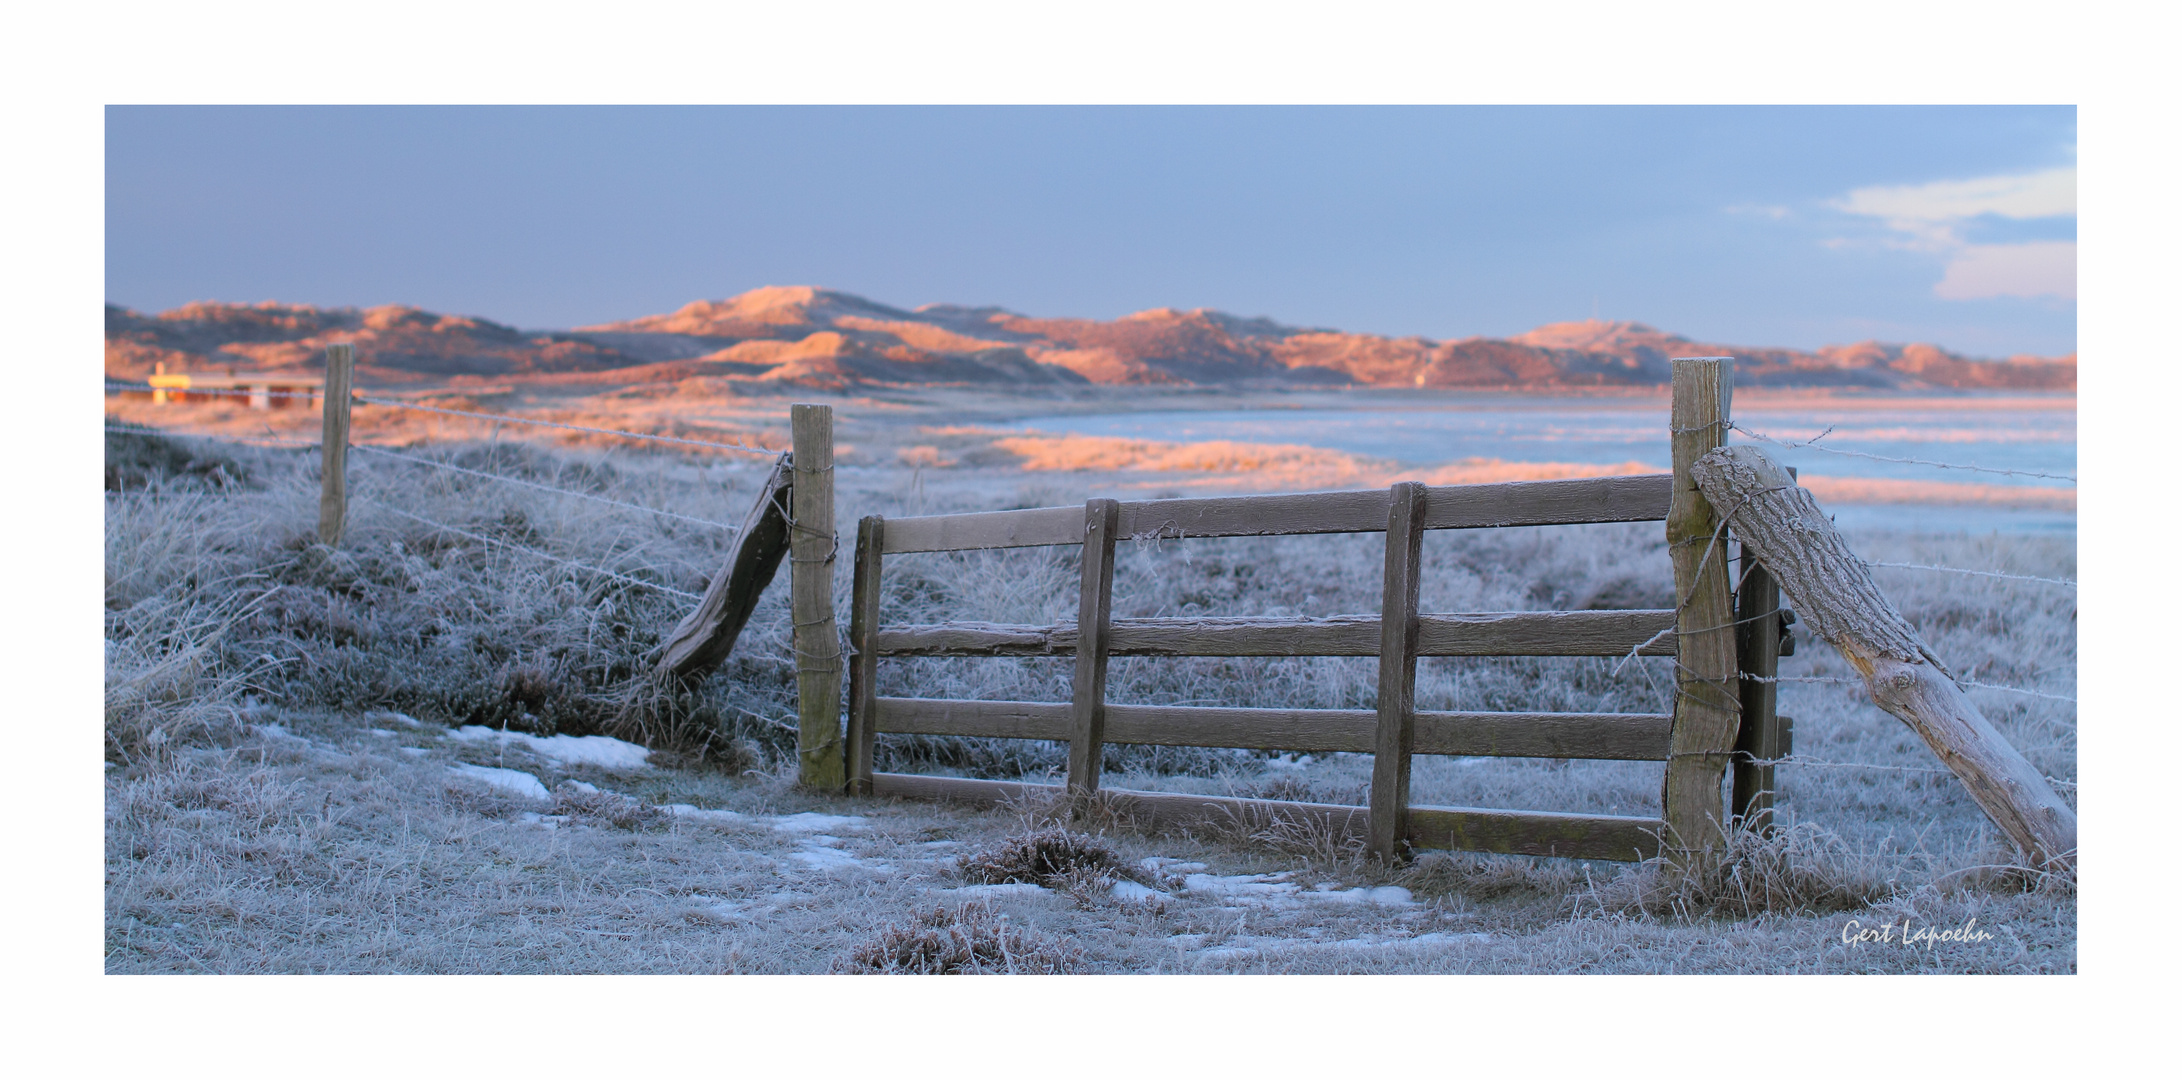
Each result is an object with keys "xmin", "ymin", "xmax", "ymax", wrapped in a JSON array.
[{"xmin": 105, "ymin": 284, "xmax": 2076, "ymax": 392}]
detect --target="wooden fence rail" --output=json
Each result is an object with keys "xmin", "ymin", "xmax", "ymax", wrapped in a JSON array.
[{"xmin": 843, "ymin": 365, "xmax": 1771, "ymax": 865}]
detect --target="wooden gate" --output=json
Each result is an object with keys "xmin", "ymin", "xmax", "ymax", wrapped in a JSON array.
[{"xmin": 845, "ymin": 358, "xmax": 1781, "ymax": 862}]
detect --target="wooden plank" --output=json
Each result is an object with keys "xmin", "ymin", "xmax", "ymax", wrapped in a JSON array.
[
  {"xmin": 845, "ymin": 515, "xmax": 884, "ymax": 795},
  {"xmin": 879, "ymin": 505, "xmax": 1083, "ymax": 553},
  {"xmin": 1662, "ymin": 357, "xmax": 1741, "ymax": 861},
  {"xmin": 653, "ymin": 456, "xmax": 794, "ymax": 681},
  {"xmin": 1406, "ymin": 805, "xmax": 1661, "ymax": 861},
  {"xmin": 873, "ymin": 610, "xmax": 1676, "ymax": 658},
  {"xmin": 1422, "ymin": 474, "xmax": 1673, "ymax": 529},
  {"xmin": 870, "ymin": 772, "xmax": 1371, "ymax": 838},
  {"xmin": 874, "ymin": 698, "xmax": 1669, "ymax": 759},
  {"xmin": 1416, "ymin": 610, "xmax": 1674, "ymax": 657},
  {"xmin": 1066, "ymin": 499, "xmax": 1121, "ymax": 794},
  {"xmin": 1731, "ymin": 538, "xmax": 1784, "ymax": 828},
  {"xmin": 1415, "ymin": 710, "xmax": 1671, "ymax": 760},
  {"xmin": 876, "ymin": 698, "xmax": 1071, "ymax": 740},
  {"xmin": 1369, "ymin": 482, "xmax": 1427, "ymax": 861},
  {"xmin": 868, "ymin": 773, "xmax": 1657, "ymax": 861},
  {"xmin": 317, "ymin": 343, "xmax": 353, "ymax": 546},
  {"xmin": 1105, "ymin": 476, "xmax": 1674, "ymax": 541},
  {"xmin": 789, "ymin": 404, "xmax": 844, "ymax": 792},
  {"xmin": 1115, "ymin": 489, "xmax": 1391, "ymax": 539}
]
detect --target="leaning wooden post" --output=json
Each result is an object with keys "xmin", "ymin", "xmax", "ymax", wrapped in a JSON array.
[
  {"xmin": 1662, "ymin": 357, "xmax": 1743, "ymax": 864},
  {"xmin": 1367, "ymin": 481, "xmax": 1428, "ymax": 862},
  {"xmin": 1690, "ymin": 445, "xmax": 2078, "ymax": 870},
  {"xmin": 845, "ymin": 514, "xmax": 885, "ymax": 795},
  {"xmin": 317, "ymin": 343, "xmax": 354, "ymax": 546},
  {"xmin": 1065, "ymin": 498, "xmax": 1121, "ymax": 796},
  {"xmin": 790, "ymin": 404, "xmax": 845, "ymax": 791}
]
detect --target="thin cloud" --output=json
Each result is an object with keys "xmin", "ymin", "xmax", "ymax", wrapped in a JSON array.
[{"xmin": 1831, "ymin": 166, "xmax": 2074, "ymax": 301}]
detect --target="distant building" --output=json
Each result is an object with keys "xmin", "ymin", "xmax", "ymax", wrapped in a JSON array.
[{"xmin": 142, "ymin": 362, "xmax": 326, "ymax": 408}]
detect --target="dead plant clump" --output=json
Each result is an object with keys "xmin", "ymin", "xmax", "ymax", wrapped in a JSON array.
[
  {"xmin": 1593, "ymin": 820, "xmax": 1900, "ymax": 920},
  {"xmin": 838, "ymin": 903, "xmax": 1085, "ymax": 974},
  {"xmin": 956, "ymin": 827, "xmax": 1137, "ymax": 891},
  {"xmin": 549, "ymin": 782, "xmax": 669, "ymax": 830}
]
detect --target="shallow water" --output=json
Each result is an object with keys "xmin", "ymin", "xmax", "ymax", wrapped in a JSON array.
[{"xmin": 1006, "ymin": 394, "xmax": 2076, "ymax": 535}]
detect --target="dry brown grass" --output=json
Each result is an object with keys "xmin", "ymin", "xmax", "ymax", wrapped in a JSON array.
[{"xmin": 837, "ymin": 903, "xmax": 1087, "ymax": 974}]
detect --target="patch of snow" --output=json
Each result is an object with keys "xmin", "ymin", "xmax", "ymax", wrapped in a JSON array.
[
  {"xmin": 516, "ymin": 811, "xmax": 572, "ymax": 829},
  {"xmin": 366, "ymin": 728, "xmax": 396, "ymax": 738},
  {"xmin": 789, "ymin": 845, "xmax": 868, "ymax": 870},
  {"xmin": 449, "ymin": 725, "xmax": 653, "ymax": 770},
  {"xmin": 253, "ymin": 723, "xmax": 296, "ymax": 740},
  {"xmin": 1110, "ymin": 880, "xmax": 1170, "ymax": 906},
  {"xmin": 367, "ymin": 710, "xmax": 424, "ymax": 728},
  {"xmin": 399, "ymin": 747, "xmax": 430, "ymax": 758},
  {"xmin": 1305, "ymin": 884, "xmax": 1417, "ymax": 907},
  {"xmin": 662, "ymin": 804, "xmax": 751, "ymax": 825},
  {"xmin": 802, "ymin": 834, "xmax": 845, "ymax": 847},
  {"xmin": 563, "ymin": 779, "xmax": 600, "ymax": 794},
  {"xmin": 447, "ymin": 763, "xmax": 551, "ymax": 802},
  {"xmin": 768, "ymin": 812, "xmax": 868, "ymax": 833},
  {"xmin": 920, "ymin": 839, "xmax": 961, "ymax": 848}
]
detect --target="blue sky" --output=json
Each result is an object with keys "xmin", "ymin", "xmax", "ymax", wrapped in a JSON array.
[{"xmin": 105, "ymin": 105, "xmax": 2076, "ymax": 357}]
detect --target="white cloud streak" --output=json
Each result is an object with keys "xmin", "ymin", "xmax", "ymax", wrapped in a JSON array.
[{"xmin": 1831, "ymin": 166, "xmax": 2075, "ymax": 301}]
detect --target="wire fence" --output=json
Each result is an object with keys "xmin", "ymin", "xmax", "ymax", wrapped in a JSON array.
[
  {"xmin": 349, "ymin": 443, "xmax": 740, "ymax": 532},
  {"xmin": 355, "ymin": 395, "xmax": 782, "ymax": 457},
  {"xmin": 1726, "ymin": 419, "xmax": 2077, "ymax": 483},
  {"xmin": 107, "ymin": 410, "xmax": 731, "ymax": 607}
]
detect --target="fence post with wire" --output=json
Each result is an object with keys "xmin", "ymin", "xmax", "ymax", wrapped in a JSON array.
[
  {"xmin": 318, "ymin": 342, "xmax": 353, "ymax": 545},
  {"xmin": 789, "ymin": 404, "xmax": 846, "ymax": 791}
]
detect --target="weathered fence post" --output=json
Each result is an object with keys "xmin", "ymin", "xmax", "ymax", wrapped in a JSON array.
[
  {"xmin": 1731, "ymin": 464, "xmax": 1794, "ymax": 830},
  {"xmin": 318, "ymin": 343, "xmax": 354, "ymax": 546},
  {"xmin": 846, "ymin": 514, "xmax": 885, "ymax": 795},
  {"xmin": 790, "ymin": 404, "xmax": 845, "ymax": 791},
  {"xmin": 1065, "ymin": 498, "xmax": 1122, "ymax": 796},
  {"xmin": 1690, "ymin": 445, "xmax": 2078, "ymax": 870},
  {"xmin": 1662, "ymin": 357, "xmax": 1742, "ymax": 864},
  {"xmin": 1368, "ymin": 481, "xmax": 1428, "ymax": 862}
]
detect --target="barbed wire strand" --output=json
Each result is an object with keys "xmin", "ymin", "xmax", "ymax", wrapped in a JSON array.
[
  {"xmin": 1726, "ymin": 419, "xmax": 2076, "ymax": 483},
  {"xmin": 1754, "ymin": 755, "xmax": 2078, "ymax": 791},
  {"xmin": 375, "ymin": 504, "xmax": 702, "ymax": 601},
  {"xmin": 1867, "ymin": 561, "xmax": 2076, "ymax": 588},
  {"xmin": 105, "ymin": 421, "xmax": 319, "ymax": 449},
  {"xmin": 1742, "ymin": 672, "xmax": 2075, "ymax": 704},
  {"xmin": 349, "ymin": 443, "xmax": 738, "ymax": 532},
  {"xmin": 355, "ymin": 396, "xmax": 780, "ymax": 456}
]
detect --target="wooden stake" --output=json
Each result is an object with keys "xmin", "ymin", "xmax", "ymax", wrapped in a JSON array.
[
  {"xmin": 846, "ymin": 515, "xmax": 885, "ymax": 795},
  {"xmin": 1367, "ymin": 481, "xmax": 1427, "ymax": 862},
  {"xmin": 1662, "ymin": 356, "xmax": 1740, "ymax": 862},
  {"xmin": 1731, "ymin": 539, "xmax": 1785, "ymax": 828},
  {"xmin": 1691, "ymin": 445, "xmax": 2077, "ymax": 870},
  {"xmin": 1065, "ymin": 498, "xmax": 1121, "ymax": 795},
  {"xmin": 790, "ymin": 404, "xmax": 844, "ymax": 792},
  {"xmin": 318, "ymin": 343, "xmax": 353, "ymax": 546}
]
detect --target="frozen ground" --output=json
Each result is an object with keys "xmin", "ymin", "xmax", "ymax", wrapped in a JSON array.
[
  {"xmin": 103, "ymin": 385, "xmax": 2075, "ymax": 973},
  {"xmin": 103, "ymin": 708, "xmax": 2072, "ymax": 974}
]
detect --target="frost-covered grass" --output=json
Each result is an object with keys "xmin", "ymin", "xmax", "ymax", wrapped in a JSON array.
[{"xmin": 103, "ymin": 419, "xmax": 2075, "ymax": 973}]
